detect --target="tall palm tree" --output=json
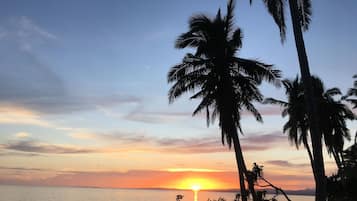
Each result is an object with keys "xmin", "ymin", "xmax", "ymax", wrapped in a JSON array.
[
  {"xmin": 265, "ymin": 76, "xmax": 355, "ymax": 171},
  {"xmin": 167, "ymin": 1, "xmax": 280, "ymax": 201},
  {"xmin": 249, "ymin": 1, "xmax": 326, "ymax": 200}
]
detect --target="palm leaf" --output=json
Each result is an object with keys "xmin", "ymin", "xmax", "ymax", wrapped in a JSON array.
[
  {"xmin": 325, "ymin": 87, "xmax": 342, "ymax": 97},
  {"xmin": 263, "ymin": 0, "xmax": 286, "ymax": 42},
  {"xmin": 233, "ymin": 58, "xmax": 281, "ymax": 86},
  {"xmin": 297, "ymin": 0, "xmax": 312, "ymax": 31},
  {"xmin": 263, "ymin": 98, "xmax": 288, "ymax": 107}
]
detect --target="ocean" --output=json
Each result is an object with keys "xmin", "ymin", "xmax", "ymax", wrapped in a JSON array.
[{"xmin": 0, "ymin": 185, "xmax": 314, "ymax": 201}]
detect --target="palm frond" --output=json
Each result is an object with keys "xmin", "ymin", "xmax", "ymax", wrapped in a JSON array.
[
  {"xmin": 244, "ymin": 101, "xmax": 263, "ymax": 122},
  {"xmin": 263, "ymin": 98, "xmax": 288, "ymax": 107},
  {"xmin": 224, "ymin": 0, "xmax": 235, "ymax": 35},
  {"xmin": 263, "ymin": 0, "xmax": 286, "ymax": 42},
  {"xmin": 233, "ymin": 57, "xmax": 281, "ymax": 86},
  {"xmin": 297, "ymin": 0, "xmax": 312, "ymax": 31},
  {"xmin": 192, "ymin": 94, "xmax": 215, "ymax": 117},
  {"xmin": 228, "ymin": 28, "xmax": 243, "ymax": 52},
  {"xmin": 167, "ymin": 54, "xmax": 208, "ymax": 83},
  {"xmin": 325, "ymin": 87, "xmax": 342, "ymax": 97}
]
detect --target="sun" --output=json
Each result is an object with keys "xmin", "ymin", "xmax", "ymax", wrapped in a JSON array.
[
  {"xmin": 191, "ymin": 184, "xmax": 201, "ymax": 191},
  {"xmin": 174, "ymin": 177, "xmax": 219, "ymax": 190}
]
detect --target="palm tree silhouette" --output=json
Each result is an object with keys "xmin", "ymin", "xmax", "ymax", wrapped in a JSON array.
[
  {"xmin": 265, "ymin": 76, "xmax": 355, "ymax": 172},
  {"xmin": 249, "ymin": 1, "xmax": 326, "ymax": 199},
  {"xmin": 320, "ymin": 86, "xmax": 355, "ymax": 170},
  {"xmin": 264, "ymin": 77, "xmax": 314, "ymax": 164},
  {"xmin": 343, "ymin": 74, "xmax": 357, "ymax": 108},
  {"xmin": 167, "ymin": 1, "xmax": 280, "ymax": 201}
]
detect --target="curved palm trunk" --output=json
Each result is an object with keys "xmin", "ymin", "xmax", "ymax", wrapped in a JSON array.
[
  {"xmin": 305, "ymin": 143, "xmax": 315, "ymax": 171},
  {"xmin": 232, "ymin": 128, "xmax": 258, "ymax": 201},
  {"xmin": 288, "ymin": 1, "xmax": 327, "ymax": 200},
  {"xmin": 237, "ymin": 154, "xmax": 248, "ymax": 201}
]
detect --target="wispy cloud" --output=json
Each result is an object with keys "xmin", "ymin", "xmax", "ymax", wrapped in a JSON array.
[
  {"xmin": 2, "ymin": 140, "xmax": 95, "ymax": 154},
  {"xmin": 0, "ymin": 130, "xmax": 287, "ymax": 155},
  {"xmin": 0, "ymin": 106, "xmax": 51, "ymax": 127},
  {"xmin": 0, "ymin": 151, "xmax": 40, "ymax": 157},
  {"xmin": 0, "ymin": 16, "xmax": 141, "ymax": 116},
  {"xmin": 265, "ymin": 160, "xmax": 310, "ymax": 168},
  {"xmin": 8, "ymin": 16, "xmax": 57, "ymax": 51},
  {"xmin": 0, "ymin": 168, "xmax": 314, "ymax": 190},
  {"xmin": 68, "ymin": 130, "xmax": 287, "ymax": 154},
  {"xmin": 241, "ymin": 132, "xmax": 286, "ymax": 144},
  {"xmin": 16, "ymin": 16, "xmax": 57, "ymax": 40},
  {"xmin": 125, "ymin": 105, "xmax": 283, "ymax": 125},
  {"xmin": 14, "ymin": 132, "xmax": 30, "ymax": 138},
  {"xmin": 125, "ymin": 110, "xmax": 191, "ymax": 124}
]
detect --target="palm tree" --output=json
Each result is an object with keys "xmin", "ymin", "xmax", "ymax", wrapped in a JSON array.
[
  {"xmin": 265, "ymin": 76, "xmax": 355, "ymax": 171},
  {"xmin": 343, "ymin": 74, "xmax": 357, "ymax": 108},
  {"xmin": 264, "ymin": 77, "xmax": 314, "ymax": 167},
  {"xmin": 320, "ymin": 86, "xmax": 355, "ymax": 170},
  {"xmin": 167, "ymin": 1, "xmax": 280, "ymax": 201},
  {"xmin": 249, "ymin": 1, "xmax": 326, "ymax": 200}
]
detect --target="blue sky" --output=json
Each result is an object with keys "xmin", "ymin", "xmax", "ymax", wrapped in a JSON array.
[{"xmin": 0, "ymin": 0, "xmax": 356, "ymax": 190}]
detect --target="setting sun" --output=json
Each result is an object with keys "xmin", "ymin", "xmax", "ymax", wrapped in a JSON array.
[
  {"xmin": 191, "ymin": 184, "xmax": 201, "ymax": 191},
  {"xmin": 174, "ymin": 177, "xmax": 223, "ymax": 190}
]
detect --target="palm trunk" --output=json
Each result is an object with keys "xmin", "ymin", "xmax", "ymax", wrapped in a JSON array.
[
  {"xmin": 305, "ymin": 143, "xmax": 315, "ymax": 173},
  {"xmin": 232, "ymin": 128, "xmax": 258, "ymax": 201},
  {"xmin": 231, "ymin": 130, "xmax": 248, "ymax": 201},
  {"xmin": 288, "ymin": 1, "xmax": 327, "ymax": 200}
]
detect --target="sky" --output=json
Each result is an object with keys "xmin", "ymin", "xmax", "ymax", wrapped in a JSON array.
[{"xmin": 0, "ymin": 0, "xmax": 356, "ymax": 191}]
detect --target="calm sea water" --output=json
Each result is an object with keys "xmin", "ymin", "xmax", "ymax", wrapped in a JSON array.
[{"xmin": 0, "ymin": 185, "xmax": 313, "ymax": 201}]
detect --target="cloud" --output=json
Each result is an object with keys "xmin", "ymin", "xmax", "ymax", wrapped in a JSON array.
[
  {"xmin": 3, "ymin": 16, "xmax": 57, "ymax": 51},
  {"xmin": 0, "ymin": 16, "xmax": 141, "ymax": 116},
  {"xmin": 16, "ymin": 16, "xmax": 57, "ymax": 40},
  {"xmin": 125, "ymin": 105, "xmax": 283, "ymax": 125},
  {"xmin": 14, "ymin": 132, "xmax": 30, "ymax": 138},
  {"xmin": 0, "ymin": 166, "xmax": 46, "ymax": 172},
  {"xmin": 157, "ymin": 132, "xmax": 286, "ymax": 153},
  {"xmin": 68, "ymin": 130, "xmax": 287, "ymax": 154},
  {"xmin": 0, "ymin": 168, "xmax": 314, "ymax": 190},
  {"xmin": 1, "ymin": 131, "xmax": 287, "ymax": 156},
  {"xmin": 0, "ymin": 16, "xmax": 66, "ymax": 114},
  {"xmin": 241, "ymin": 132, "xmax": 286, "ymax": 144},
  {"xmin": 69, "ymin": 131, "xmax": 227, "ymax": 153},
  {"xmin": 2, "ymin": 140, "xmax": 95, "ymax": 154},
  {"xmin": 68, "ymin": 133, "xmax": 96, "ymax": 140},
  {"xmin": 265, "ymin": 160, "xmax": 310, "ymax": 168},
  {"xmin": 0, "ymin": 106, "xmax": 51, "ymax": 127},
  {"xmin": 0, "ymin": 151, "xmax": 40, "ymax": 157},
  {"xmin": 254, "ymin": 105, "xmax": 283, "ymax": 116},
  {"xmin": 125, "ymin": 110, "xmax": 191, "ymax": 124}
]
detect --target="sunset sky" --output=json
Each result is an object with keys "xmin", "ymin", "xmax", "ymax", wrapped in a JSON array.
[{"xmin": 0, "ymin": 0, "xmax": 356, "ymax": 191}]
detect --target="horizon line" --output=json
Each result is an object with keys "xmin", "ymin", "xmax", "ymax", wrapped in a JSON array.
[{"xmin": 0, "ymin": 183, "xmax": 315, "ymax": 196}]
